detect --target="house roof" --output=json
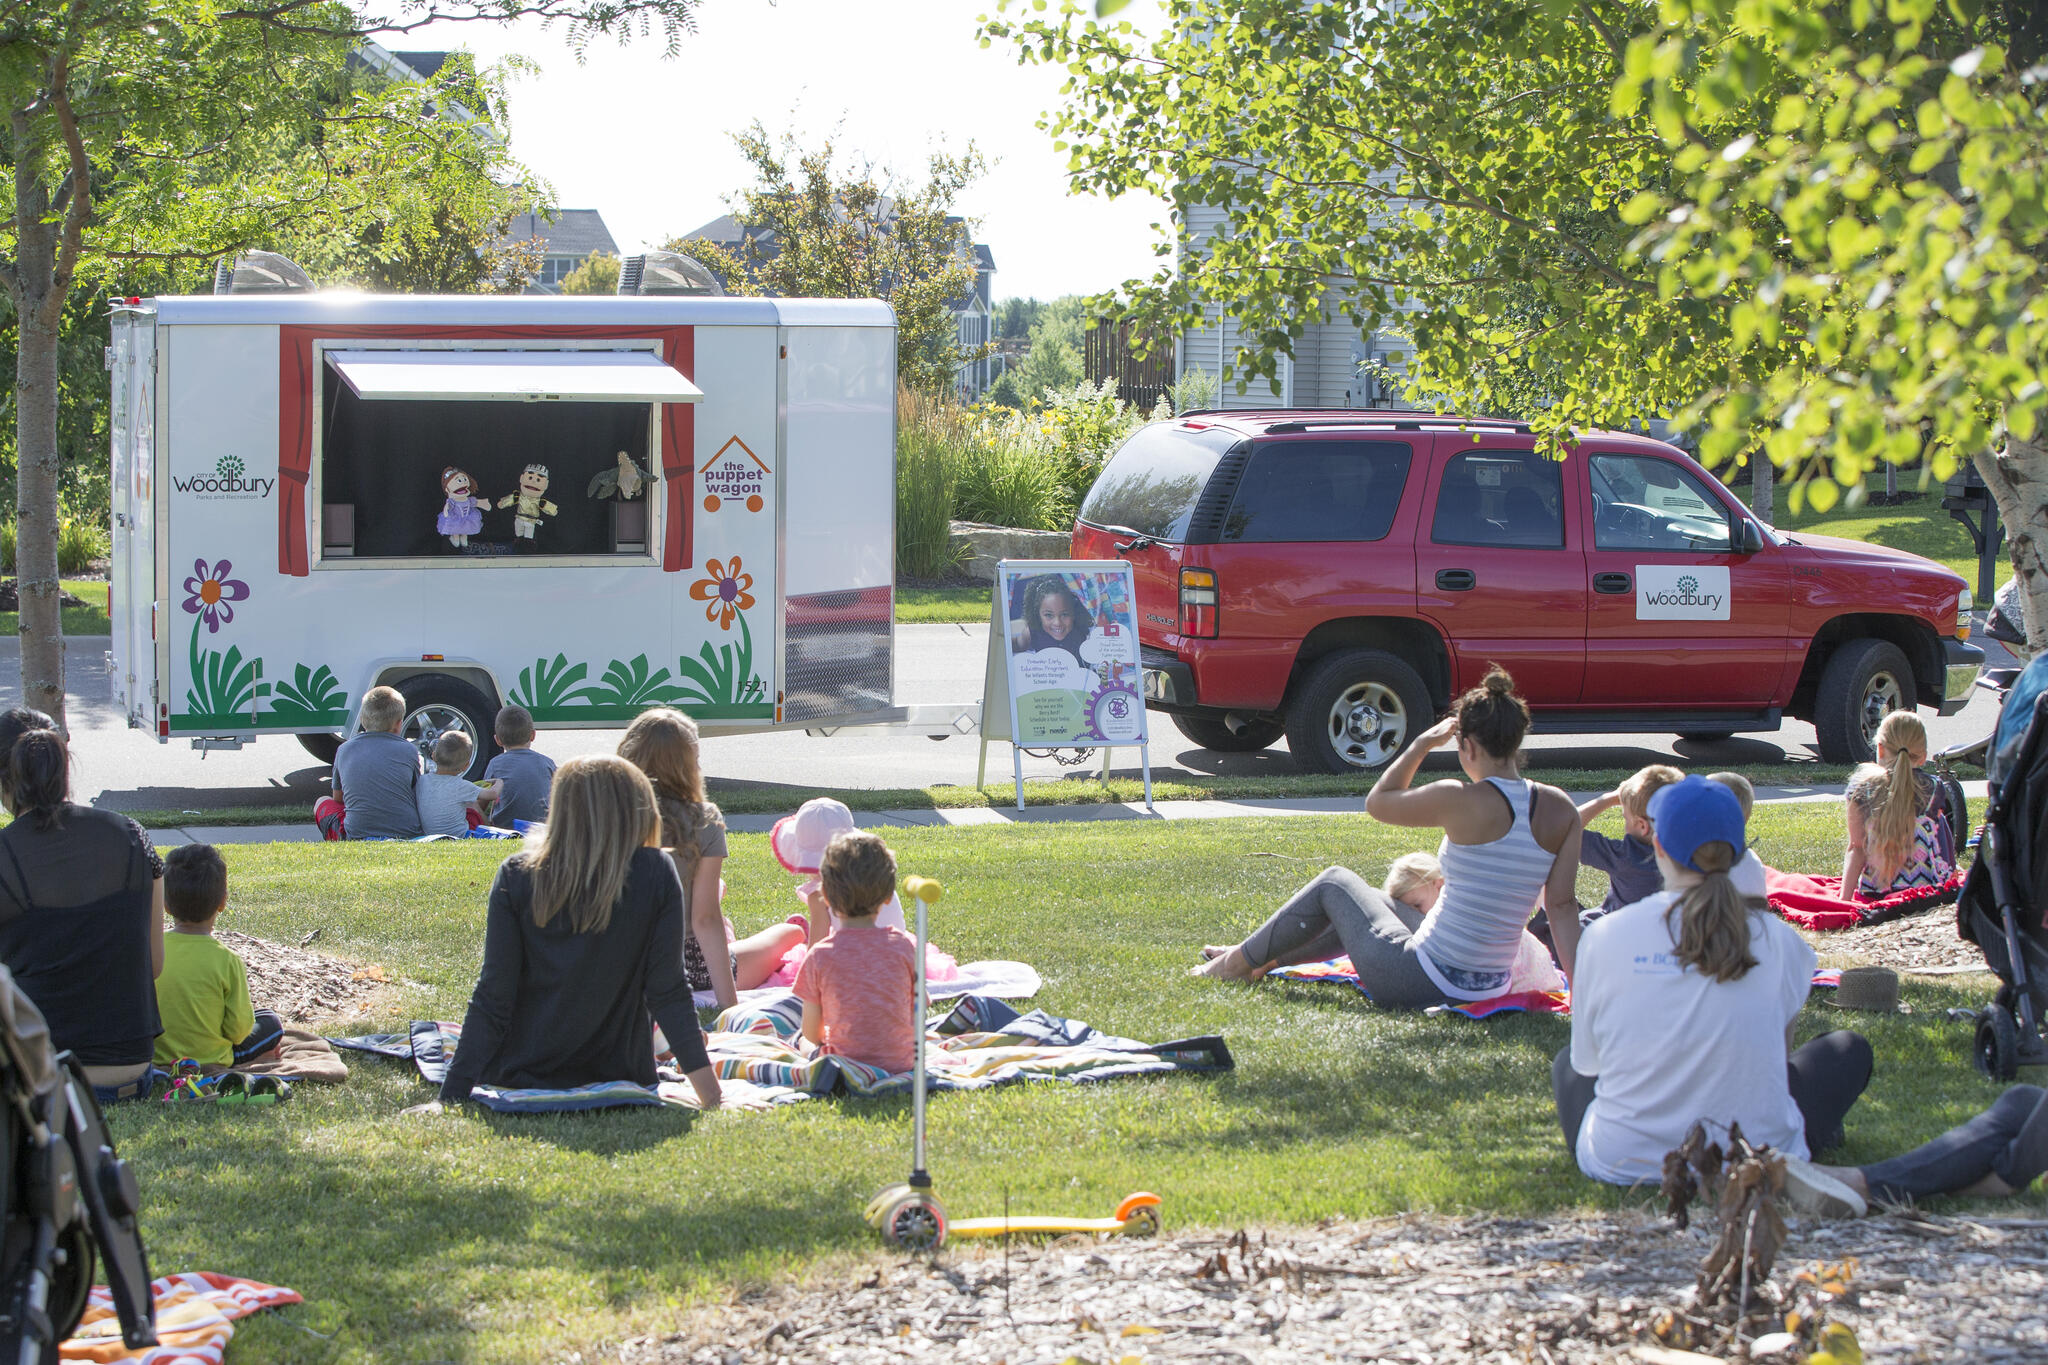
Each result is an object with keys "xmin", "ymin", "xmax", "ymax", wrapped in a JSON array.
[
  {"xmin": 391, "ymin": 50, "xmax": 450, "ymax": 79},
  {"xmin": 505, "ymin": 209, "xmax": 620, "ymax": 260}
]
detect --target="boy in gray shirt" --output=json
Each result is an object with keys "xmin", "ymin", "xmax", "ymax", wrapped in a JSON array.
[
  {"xmin": 315, "ymin": 685, "xmax": 423, "ymax": 840},
  {"xmin": 484, "ymin": 705, "xmax": 556, "ymax": 828}
]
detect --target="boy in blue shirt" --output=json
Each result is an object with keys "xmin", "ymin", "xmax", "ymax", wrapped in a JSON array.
[
  {"xmin": 484, "ymin": 705, "xmax": 555, "ymax": 828},
  {"xmin": 314, "ymin": 686, "xmax": 423, "ymax": 840},
  {"xmin": 1576, "ymin": 763, "xmax": 1684, "ymax": 926}
]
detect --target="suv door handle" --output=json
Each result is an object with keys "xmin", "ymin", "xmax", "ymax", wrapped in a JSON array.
[
  {"xmin": 1593, "ymin": 571, "xmax": 1632, "ymax": 595},
  {"xmin": 1435, "ymin": 569, "xmax": 1476, "ymax": 592}
]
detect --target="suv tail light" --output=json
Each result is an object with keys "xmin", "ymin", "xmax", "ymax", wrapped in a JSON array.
[{"xmin": 1180, "ymin": 567, "xmax": 1219, "ymax": 638}]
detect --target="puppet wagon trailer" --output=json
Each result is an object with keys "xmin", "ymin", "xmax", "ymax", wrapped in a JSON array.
[{"xmin": 107, "ymin": 293, "xmax": 975, "ymax": 778}]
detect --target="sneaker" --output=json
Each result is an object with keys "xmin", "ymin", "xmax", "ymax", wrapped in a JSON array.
[{"xmin": 1780, "ymin": 1156, "xmax": 1868, "ymax": 1218}]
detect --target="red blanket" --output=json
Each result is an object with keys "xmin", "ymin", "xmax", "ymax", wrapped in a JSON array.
[{"xmin": 1765, "ymin": 866, "xmax": 1964, "ymax": 931}]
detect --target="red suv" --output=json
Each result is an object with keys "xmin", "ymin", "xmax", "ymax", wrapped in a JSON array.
[{"xmin": 1071, "ymin": 412, "xmax": 1982, "ymax": 772}]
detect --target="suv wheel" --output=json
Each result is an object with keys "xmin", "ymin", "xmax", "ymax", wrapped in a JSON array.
[
  {"xmin": 1284, "ymin": 649, "xmax": 1432, "ymax": 774},
  {"xmin": 1172, "ymin": 713, "xmax": 1287, "ymax": 754},
  {"xmin": 1813, "ymin": 638, "xmax": 1914, "ymax": 764}
]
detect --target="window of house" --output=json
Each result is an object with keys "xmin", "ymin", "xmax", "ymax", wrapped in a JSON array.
[
  {"xmin": 1220, "ymin": 440, "xmax": 1413, "ymax": 542},
  {"xmin": 315, "ymin": 347, "xmax": 699, "ymax": 565},
  {"xmin": 1430, "ymin": 451, "xmax": 1565, "ymax": 548}
]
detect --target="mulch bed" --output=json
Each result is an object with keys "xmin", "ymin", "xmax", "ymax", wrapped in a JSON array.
[
  {"xmin": 626, "ymin": 1210, "xmax": 2048, "ymax": 1364},
  {"xmin": 1807, "ymin": 903, "xmax": 1988, "ymax": 975},
  {"xmin": 218, "ymin": 929, "xmax": 398, "ymax": 1024},
  {"xmin": 0, "ymin": 579, "xmax": 90, "ymax": 611}
]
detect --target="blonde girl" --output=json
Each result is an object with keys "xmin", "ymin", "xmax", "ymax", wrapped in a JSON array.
[
  {"xmin": 428, "ymin": 756, "xmax": 721, "ymax": 1111},
  {"xmin": 1384, "ymin": 849, "xmax": 1565, "ymax": 993},
  {"xmin": 617, "ymin": 708, "xmax": 802, "ymax": 1009},
  {"xmin": 1842, "ymin": 711, "xmax": 1956, "ymax": 899}
]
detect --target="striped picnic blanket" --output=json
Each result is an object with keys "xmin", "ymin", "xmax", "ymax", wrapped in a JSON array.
[
  {"xmin": 60, "ymin": 1272, "xmax": 301, "ymax": 1364},
  {"xmin": 334, "ymin": 997, "xmax": 1232, "ymax": 1112},
  {"xmin": 1265, "ymin": 960, "xmax": 1844, "ymax": 1017}
]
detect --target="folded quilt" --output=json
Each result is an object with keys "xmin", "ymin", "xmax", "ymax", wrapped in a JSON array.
[
  {"xmin": 234, "ymin": 1027, "xmax": 349, "ymax": 1083},
  {"xmin": 61, "ymin": 1272, "xmax": 301, "ymax": 1364},
  {"xmin": 337, "ymin": 997, "xmax": 1231, "ymax": 1112},
  {"xmin": 1767, "ymin": 866, "xmax": 1964, "ymax": 931},
  {"xmin": 692, "ymin": 994, "xmax": 1232, "ymax": 1103}
]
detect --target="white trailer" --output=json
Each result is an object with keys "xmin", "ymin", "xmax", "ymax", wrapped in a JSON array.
[{"xmin": 106, "ymin": 293, "xmax": 952, "ymax": 777}]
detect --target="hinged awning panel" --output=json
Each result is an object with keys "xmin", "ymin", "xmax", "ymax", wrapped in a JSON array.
[{"xmin": 325, "ymin": 349, "xmax": 703, "ymax": 403}]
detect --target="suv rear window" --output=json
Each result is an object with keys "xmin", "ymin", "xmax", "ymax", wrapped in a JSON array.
[
  {"xmin": 1221, "ymin": 439, "xmax": 1413, "ymax": 542},
  {"xmin": 1078, "ymin": 423, "xmax": 1240, "ymax": 542}
]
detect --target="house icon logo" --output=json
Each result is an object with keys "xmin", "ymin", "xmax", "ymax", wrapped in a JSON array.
[{"xmin": 700, "ymin": 436, "xmax": 771, "ymax": 514}]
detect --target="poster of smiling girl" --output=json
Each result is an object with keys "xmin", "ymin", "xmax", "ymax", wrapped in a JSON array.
[{"xmin": 981, "ymin": 559, "xmax": 1152, "ymax": 810}]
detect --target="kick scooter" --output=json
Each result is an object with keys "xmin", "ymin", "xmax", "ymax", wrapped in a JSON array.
[{"xmin": 863, "ymin": 876, "xmax": 1162, "ymax": 1251}]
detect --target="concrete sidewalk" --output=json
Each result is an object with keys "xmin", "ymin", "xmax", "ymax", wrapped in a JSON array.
[{"xmin": 146, "ymin": 781, "xmax": 1984, "ymax": 845}]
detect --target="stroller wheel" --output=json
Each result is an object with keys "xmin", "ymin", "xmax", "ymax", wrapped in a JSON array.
[{"xmin": 1976, "ymin": 1003, "xmax": 2020, "ymax": 1082}]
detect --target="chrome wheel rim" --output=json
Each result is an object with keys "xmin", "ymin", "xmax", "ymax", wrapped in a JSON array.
[
  {"xmin": 1859, "ymin": 670, "xmax": 1906, "ymax": 751},
  {"xmin": 1325, "ymin": 681, "xmax": 1409, "ymax": 769},
  {"xmin": 403, "ymin": 703, "xmax": 477, "ymax": 765}
]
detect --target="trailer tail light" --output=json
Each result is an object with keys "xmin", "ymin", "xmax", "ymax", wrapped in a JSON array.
[
  {"xmin": 421, "ymin": 654, "xmax": 444, "ymax": 662},
  {"xmin": 158, "ymin": 703, "xmax": 169, "ymax": 738},
  {"xmin": 1180, "ymin": 567, "xmax": 1219, "ymax": 639}
]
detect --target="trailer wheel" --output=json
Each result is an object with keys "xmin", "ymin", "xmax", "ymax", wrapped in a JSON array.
[
  {"xmin": 297, "ymin": 733, "xmax": 343, "ymax": 765},
  {"xmin": 393, "ymin": 674, "xmax": 499, "ymax": 780}
]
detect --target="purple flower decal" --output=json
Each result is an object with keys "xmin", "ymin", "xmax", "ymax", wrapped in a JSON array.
[{"xmin": 181, "ymin": 558, "xmax": 249, "ymax": 633}]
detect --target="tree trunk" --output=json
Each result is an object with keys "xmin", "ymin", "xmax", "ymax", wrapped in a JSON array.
[
  {"xmin": 1973, "ymin": 437, "xmax": 2048, "ymax": 654},
  {"xmin": 1751, "ymin": 455, "xmax": 1775, "ymax": 525},
  {"xmin": 11, "ymin": 162, "xmax": 67, "ymax": 729}
]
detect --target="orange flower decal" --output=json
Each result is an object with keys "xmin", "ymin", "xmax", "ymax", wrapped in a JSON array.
[{"xmin": 690, "ymin": 557, "xmax": 756, "ymax": 630}]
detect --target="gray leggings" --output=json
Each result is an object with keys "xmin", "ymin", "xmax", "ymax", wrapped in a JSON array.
[
  {"xmin": 1860, "ymin": 1084, "xmax": 2048, "ymax": 1203},
  {"xmin": 1237, "ymin": 866, "xmax": 1452, "ymax": 1009}
]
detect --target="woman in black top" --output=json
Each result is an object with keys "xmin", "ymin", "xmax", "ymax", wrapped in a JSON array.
[
  {"xmin": 0, "ymin": 712, "xmax": 166, "ymax": 1099},
  {"xmin": 431, "ymin": 755, "xmax": 722, "ymax": 1109}
]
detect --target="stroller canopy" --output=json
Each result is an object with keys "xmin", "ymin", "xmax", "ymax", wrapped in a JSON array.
[{"xmin": 1993, "ymin": 652, "xmax": 2048, "ymax": 790}]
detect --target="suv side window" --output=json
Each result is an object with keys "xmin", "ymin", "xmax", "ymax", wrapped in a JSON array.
[
  {"xmin": 1589, "ymin": 454, "xmax": 1734, "ymax": 553},
  {"xmin": 1430, "ymin": 451, "xmax": 1565, "ymax": 548},
  {"xmin": 1221, "ymin": 440, "xmax": 1413, "ymax": 543}
]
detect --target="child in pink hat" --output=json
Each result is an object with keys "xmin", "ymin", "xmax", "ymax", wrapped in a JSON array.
[{"xmin": 771, "ymin": 799, "xmax": 957, "ymax": 983}]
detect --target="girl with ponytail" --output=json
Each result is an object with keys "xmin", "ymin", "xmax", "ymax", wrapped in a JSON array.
[
  {"xmin": 1556, "ymin": 776, "xmax": 1873, "ymax": 1186},
  {"xmin": 1842, "ymin": 711, "xmax": 1956, "ymax": 899}
]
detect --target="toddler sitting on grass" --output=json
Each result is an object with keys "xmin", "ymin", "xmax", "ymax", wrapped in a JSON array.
[
  {"xmin": 416, "ymin": 731, "xmax": 498, "ymax": 838},
  {"xmin": 1574, "ymin": 764, "xmax": 1683, "ymax": 928},
  {"xmin": 153, "ymin": 844, "xmax": 283, "ymax": 1070},
  {"xmin": 794, "ymin": 831, "xmax": 919, "ymax": 1074},
  {"xmin": 1385, "ymin": 852, "xmax": 1564, "ymax": 994}
]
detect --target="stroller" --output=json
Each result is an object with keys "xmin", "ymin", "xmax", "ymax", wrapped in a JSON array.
[
  {"xmin": 0, "ymin": 964, "xmax": 155, "ymax": 1363},
  {"xmin": 1959, "ymin": 648, "xmax": 2048, "ymax": 1079}
]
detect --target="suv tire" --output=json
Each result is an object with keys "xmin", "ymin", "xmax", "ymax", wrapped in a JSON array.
[
  {"xmin": 1284, "ymin": 649, "xmax": 1433, "ymax": 774},
  {"xmin": 1172, "ymin": 714, "xmax": 1286, "ymax": 754},
  {"xmin": 1813, "ymin": 638, "xmax": 1914, "ymax": 765},
  {"xmin": 393, "ymin": 673, "xmax": 500, "ymax": 781}
]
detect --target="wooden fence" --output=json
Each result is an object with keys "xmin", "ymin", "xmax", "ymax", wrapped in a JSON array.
[{"xmin": 1084, "ymin": 319, "xmax": 1177, "ymax": 411}]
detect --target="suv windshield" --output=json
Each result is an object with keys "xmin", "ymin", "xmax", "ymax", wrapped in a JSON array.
[{"xmin": 1079, "ymin": 423, "xmax": 1240, "ymax": 542}]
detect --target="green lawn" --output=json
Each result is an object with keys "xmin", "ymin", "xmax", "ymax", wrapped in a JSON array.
[
  {"xmin": 1777, "ymin": 487, "xmax": 2004, "ymax": 594},
  {"xmin": 895, "ymin": 584, "xmax": 991, "ymax": 623},
  {"xmin": 119, "ymin": 756, "xmax": 1916, "ymax": 829},
  {"xmin": 0, "ymin": 577, "xmax": 111, "ymax": 635},
  {"xmin": 110, "ymin": 805, "xmax": 2020, "ymax": 1363}
]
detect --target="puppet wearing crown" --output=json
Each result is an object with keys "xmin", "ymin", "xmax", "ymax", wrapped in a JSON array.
[{"xmin": 498, "ymin": 463, "xmax": 560, "ymax": 541}]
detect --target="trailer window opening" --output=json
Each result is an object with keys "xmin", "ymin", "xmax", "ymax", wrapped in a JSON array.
[{"xmin": 317, "ymin": 362, "xmax": 663, "ymax": 563}]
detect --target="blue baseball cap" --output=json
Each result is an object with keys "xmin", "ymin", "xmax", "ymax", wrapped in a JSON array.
[{"xmin": 1645, "ymin": 775, "xmax": 1747, "ymax": 873}]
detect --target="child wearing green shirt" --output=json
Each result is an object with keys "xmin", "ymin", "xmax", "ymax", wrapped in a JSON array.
[{"xmin": 154, "ymin": 844, "xmax": 282, "ymax": 1069}]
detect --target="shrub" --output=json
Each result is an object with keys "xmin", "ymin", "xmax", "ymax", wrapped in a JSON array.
[
  {"xmin": 57, "ymin": 518, "xmax": 107, "ymax": 575},
  {"xmin": 0, "ymin": 522, "xmax": 12, "ymax": 576},
  {"xmin": 896, "ymin": 390, "xmax": 963, "ymax": 580},
  {"xmin": 1171, "ymin": 366, "xmax": 1219, "ymax": 414},
  {"xmin": 954, "ymin": 430, "xmax": 1064, "ymax": 530}
]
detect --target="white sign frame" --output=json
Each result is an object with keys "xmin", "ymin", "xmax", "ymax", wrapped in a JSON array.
[{"xmin": 978, "ymin": 558, "xmax": 1153, "ymax": 812}]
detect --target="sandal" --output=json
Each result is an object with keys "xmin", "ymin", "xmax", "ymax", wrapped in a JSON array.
[
  {"xmin": 246, "ymin": 1075, "xmax": 292, "ymax": 1106},
  {"xmin": 161, "ymin": 1075, "xmax": 216, "ymax": 1104},
  {"xmin": 212, "ymin": 1072, "xmax": 252, "ymax": 1105}
]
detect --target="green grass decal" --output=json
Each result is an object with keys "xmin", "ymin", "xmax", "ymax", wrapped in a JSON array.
[
  {"xmin": 510, "ymin": 653, "xmax": 590, "ymax": 712},
  {"xmin": 267, "ymin": 663, "xmax": 348, "ymax": 725},
  {"xmin": 182, "ymin": 614, "xmax": 268, "ymax": 725},
  {"xmin": 676, "ymin": 611, "xmax": 766, "ymax": 708},
  {"xmin": 575, "ymin": 654, "xmax": 687, "ymax": 708}
]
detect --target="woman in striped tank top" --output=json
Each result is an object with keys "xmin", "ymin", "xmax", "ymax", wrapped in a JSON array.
[{"xmin": 1195, "ymin": 667, "xmax": 1584, "ymax": 1008}]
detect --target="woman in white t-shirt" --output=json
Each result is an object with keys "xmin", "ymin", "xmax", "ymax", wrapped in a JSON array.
[{"xmin": 1556, "ymin": 776, "xmax": 1873, "ymax": 1186}]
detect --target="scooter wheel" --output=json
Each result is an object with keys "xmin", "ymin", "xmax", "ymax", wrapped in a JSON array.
[
  {"xmin": 882, "ymin": 1193, "xmax": 948, "ymax": 1252},
  {"xmin": 1123, "ymin": 1204, "xmax": 1162, "ymax": 1237}
]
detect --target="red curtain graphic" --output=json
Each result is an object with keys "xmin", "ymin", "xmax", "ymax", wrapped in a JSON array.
[{"xmin": 277, "ymin": 324, "xmax": 696, "ymax": 575}]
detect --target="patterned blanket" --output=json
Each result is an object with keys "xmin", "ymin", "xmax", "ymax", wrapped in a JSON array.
[
  {"xmin": 333, "ymin": 997, "xmax": 1232, "ymax": 1112},
  {"xmin": 60, "ymin": 1273, "xmax": 301, "ymax": 1364},
  {"xmin": 1264, "ymin": 960, "xmax": 1843, "ymax": 1017},
  {"xmin": 1765, "ymin": 866, "xmax": 1965, "ymax": 931}
]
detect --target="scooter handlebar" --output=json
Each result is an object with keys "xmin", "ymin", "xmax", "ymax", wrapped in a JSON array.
[{"xmin": 902, "ymin": 876, "xmax": 943, "ymax": 905}]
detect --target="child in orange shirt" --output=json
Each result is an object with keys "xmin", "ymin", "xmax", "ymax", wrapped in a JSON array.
[{"xmin": 793, "ymin": 831, "xmax": 919, "ymax": 1074}]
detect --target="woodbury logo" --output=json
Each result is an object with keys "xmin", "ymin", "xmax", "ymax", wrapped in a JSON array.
[
  {"xmin": 1635, "ymin": 565, "xmax": 1731, "ymax": 621},
  {"xmin": 700, "ymin": 436, "xmax": 770, "ymax": 514},
  {"xmin": 174, "ymin": 454, "xmax": 275, "ymax": 500}
]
